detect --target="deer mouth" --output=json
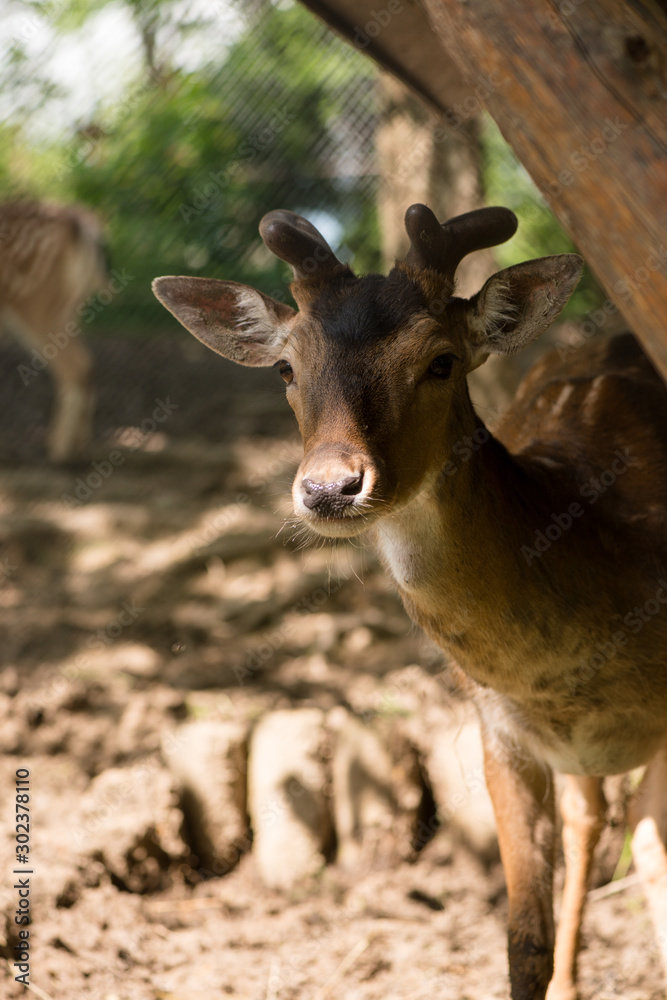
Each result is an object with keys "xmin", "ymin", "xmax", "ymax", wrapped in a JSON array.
[
  {"xmin": 293, "ymin": 485, "xmax": 377, "ymax": 537},
  {"xmin": 298, "ymin": 506, "xmax": 374, "ymax": 538}
]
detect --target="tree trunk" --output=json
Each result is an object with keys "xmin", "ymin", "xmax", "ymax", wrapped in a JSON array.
[
  {"xmin": 375, "ymin": 74, "xmax": 524, "ymax": 414},
  {"xmin": 375, "ymin": 74, "xmax": 492, "ymax": 296}
]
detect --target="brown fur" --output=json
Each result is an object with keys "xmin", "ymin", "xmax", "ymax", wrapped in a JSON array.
[
  {"xmin": 152, "ymin": 209, "xmax": 667, "ymax": 1000},
  {"xmin": 0, "ymin": 200, "xmax": 106, "ymax": 462}
]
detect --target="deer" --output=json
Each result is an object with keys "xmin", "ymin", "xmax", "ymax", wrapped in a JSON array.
[
  {"xmin": 0, "ymin": 200, "xmax": 107, "ymax": 462},
  {"xmin": 152, "ymin": 203, "xmax": 667, "ymax": 1000}
]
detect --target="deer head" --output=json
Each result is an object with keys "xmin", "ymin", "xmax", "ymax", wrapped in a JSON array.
[{"xmin": 153, "ymin": 205, "xmax": 582, "ymax": 537}]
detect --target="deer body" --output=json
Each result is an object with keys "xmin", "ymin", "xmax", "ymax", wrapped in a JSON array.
[
  {"xmin": 0, "ymin": 201, "xmax": 106, "ymax": 462},
  {"xmin": 375, "ymin": 333, "xmax": 667, "ymax": 778},
  {"xmin": 153, "ymin": 204, "xmax": 667, "ymax": 1000}
]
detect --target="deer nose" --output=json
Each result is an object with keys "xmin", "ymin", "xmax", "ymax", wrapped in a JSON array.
[{"xmin": 301, "ymin": 473, "xmax": 364, "ymax": 513}]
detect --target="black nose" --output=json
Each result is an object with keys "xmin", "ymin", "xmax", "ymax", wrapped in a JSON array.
[{"xmin": 301, "ymin": 473, "xmax": 364, "ymax": 514}]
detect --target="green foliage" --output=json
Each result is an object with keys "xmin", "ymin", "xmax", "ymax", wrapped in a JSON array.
[
  {"xmin": 23, "ymin": 1, "xmax": 381, "ymax": 330},
  {"xmin": 42, "ymin": 0, "xmax": 108, "ymax": 32},
  {"xmin": 481, "ymin": 115, "xmax": 605, "ymax": 318},
  {"xmin": 3, "ymin": 0, "xmax": 600, "ymax": 333}
]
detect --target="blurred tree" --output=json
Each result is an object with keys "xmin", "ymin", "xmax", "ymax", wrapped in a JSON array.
[
  {"xmin": 2, "ymin": 1, "xmax": 382, "ymax": 330},
  {"xmin": 0, "ymin": 0, "xmax": 602, "ymax": 335}
]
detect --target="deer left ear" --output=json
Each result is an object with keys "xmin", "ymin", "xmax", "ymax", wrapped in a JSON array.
[
  {"xmin": 466, "ymin": 254, "xmax": 583, "ymax": 368},
  {"xmin": 152, "ymin": 276, "xmax": 296, "ymax": 366}
]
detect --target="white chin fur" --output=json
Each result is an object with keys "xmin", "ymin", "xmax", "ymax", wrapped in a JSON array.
[{"xmin": 297, "ymin": 511, "xmax": 372, "ymax": 539}]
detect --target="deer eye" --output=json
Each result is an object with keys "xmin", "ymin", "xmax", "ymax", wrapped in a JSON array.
[
  {"xmin": 275, "ymin": 360, "xmax": 294, "ymax": 384},
  {"xmin": 428, "ymin": 353, "xmax": 457, "ymax": 379}
]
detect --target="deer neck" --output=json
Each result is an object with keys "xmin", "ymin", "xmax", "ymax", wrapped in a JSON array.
[{"xmin": 372, "ymin": 396, "xmax": 553, "ymax": 687}]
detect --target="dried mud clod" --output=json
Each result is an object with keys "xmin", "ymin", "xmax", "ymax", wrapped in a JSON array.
[
  {"xmin": 163, "ymin": 718, "xmax": 249, "ymax": 878},
  {"xmin": 248, "ymin": 708, "xmax": 335, "ymax": 890}
]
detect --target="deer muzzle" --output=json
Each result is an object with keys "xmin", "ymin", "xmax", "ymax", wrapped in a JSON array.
[{"xmin": 293, "ymin": 444, "xmax": 376, "ymax": 536}]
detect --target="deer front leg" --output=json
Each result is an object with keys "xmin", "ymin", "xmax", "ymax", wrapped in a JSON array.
[
  {"xmin": 546, "ymin": 775, "xmax": 606, "ymax": 1000},
  {"xmin": 628, "ymin": 746, "xmax": 667, "ymax": 983},
  {"xmin": 482, "ymin": 729, "xmax": 556, "ymax": 1000},
  {"xmin": 4, "ymin": 305, "xmax": 94, "ymax": 462},
  {"xmin": 45, "ymin": 334, "xmax": 94, "ymax": 463}
]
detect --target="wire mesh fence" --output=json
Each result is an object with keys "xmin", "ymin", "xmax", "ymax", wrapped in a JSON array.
[
  {"xmin": 0, "ymin": 0, "xmax": 392, "ymax": 458},
  {"xmin": 1, "ymin": 1, "xmax": 383, "ymax": 332},
  {"xmin": 0, "ymin": 0, "xmax": 599, "ymax": 462}
]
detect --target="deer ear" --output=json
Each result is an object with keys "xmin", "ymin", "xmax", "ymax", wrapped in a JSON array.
[
  {"xmin": 466, "ymin": 254, "xmax": 583, "ymax": 368},
  {"xmin": 152, "ymin": 276, "xmax": 296, "ymax": 366}
]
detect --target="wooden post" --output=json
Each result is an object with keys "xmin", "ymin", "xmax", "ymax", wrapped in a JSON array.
[{"xmin": 423, "ymin": 0, "xmax": 667, "ymax": 380}]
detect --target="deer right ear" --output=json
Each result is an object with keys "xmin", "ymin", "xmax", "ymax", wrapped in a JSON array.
[
  {"xmin": 152, "ymin": 276, "xmax": 296, "ymax": 366},
  {"xmin": 466, "ymin": 254, "xmax": 584, "ymax": 369}
]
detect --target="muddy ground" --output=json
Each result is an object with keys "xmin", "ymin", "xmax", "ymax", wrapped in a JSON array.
[{"xmin": 0, "ymin": 332, "xmax": 663, "ymax": 1000}]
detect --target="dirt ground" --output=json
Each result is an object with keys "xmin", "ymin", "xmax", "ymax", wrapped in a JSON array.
[{"xmin": 0, "ymin": 332, "xmax": 664, "ymax": 1000}]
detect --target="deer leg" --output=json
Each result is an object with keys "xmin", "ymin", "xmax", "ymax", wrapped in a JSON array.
[
  {"xmin": 546, "ymin": 775, "xmax": 606, "ymax": 1000},
  {"xmin": 628, "ymin": 747, "xmax": 667, "ymax": 982},
  {"xmin": 7, "ymin": 306, "xmax": 94, "ymax": 462},
  {"xmin": 482, "ymin": 731, "xmax": 556, "ymax": 1000},
  {"xmin": 46, "ymin": 343, "xmax": 95, "ymax": 463},
  {"xmin": 38, "ymin": 322, "xmax": 94, "ymax": 463}
]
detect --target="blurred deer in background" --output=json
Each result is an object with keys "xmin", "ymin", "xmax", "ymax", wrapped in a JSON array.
[
  {"xmin": 153, "ymin": 204, "xmax": 667, "ymax": 1000},
  {"xmin": 0, "ymin": 200, "xmax": 107, "ymax": 462}
]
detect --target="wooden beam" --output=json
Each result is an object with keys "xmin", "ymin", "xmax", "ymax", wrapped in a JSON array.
[
  {"xmin": 298, "ymin": 0, "xmax": 470, "ymax": 109},
  {"xmin": 421, "ymin": 0, "xmax": 667, "ymax": 381},
  {"xmin": 298, "ymin": 0, "xmax": 667, "ymax": 381}
]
